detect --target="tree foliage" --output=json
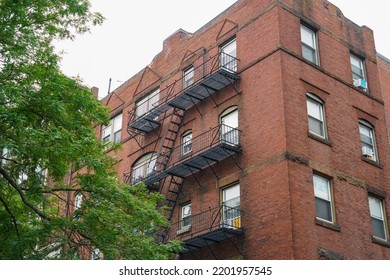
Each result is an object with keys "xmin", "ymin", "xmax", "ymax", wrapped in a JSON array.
[{"xmin": 0, "ymin": 0, "xmax": 180, "ymax": 259}]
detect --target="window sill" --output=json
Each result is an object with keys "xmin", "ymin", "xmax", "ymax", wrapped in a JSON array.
[
  {"xmin": 315, "ymin": 218, "xmax": 340, "ymax": 232},
  {"xmin": 372, "ymin": 236, "xmax": 390, "ymax": 248},
  {"xmin": 361, "ymin": 156, "xmax": 383, "ymax": 169},
  {"xmin": 308, "ymin": 133, "xmax": 332, "ymax": 146}
]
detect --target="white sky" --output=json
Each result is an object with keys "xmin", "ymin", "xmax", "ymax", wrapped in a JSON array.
[{"xmin": 56, "ymin": 0, "xmax": 390, "ymax": 99}]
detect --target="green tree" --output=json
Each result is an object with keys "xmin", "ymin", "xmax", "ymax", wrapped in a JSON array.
[{"xmin": 0, "ymin": 0, "xmax": 180, "ymax": 259}]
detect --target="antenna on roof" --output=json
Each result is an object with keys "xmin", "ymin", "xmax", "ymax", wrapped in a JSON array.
[{"xmin": 107, "ymin": 78, "xmax": 112, "ymax": 94}]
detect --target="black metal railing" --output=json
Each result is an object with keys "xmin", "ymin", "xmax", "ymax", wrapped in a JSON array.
[
  {"xmin": 162, "ymin": 124, "xmax": 240, "ymax": 168},
  {"xmin": 124, "ymin": 124, "xmax": 241, "ymax": 186},
  {"xmin": 164, "ymin": 204, "xmax": 243, "ymax": 242},
  {"xmin": 127, "ymin": 52, "xmax": 239, "ymax": 131}
]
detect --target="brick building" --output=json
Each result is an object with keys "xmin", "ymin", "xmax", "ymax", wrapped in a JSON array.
[{"xmin": 93, "ymin": 0, "xmax": 390, "ymax": 259}]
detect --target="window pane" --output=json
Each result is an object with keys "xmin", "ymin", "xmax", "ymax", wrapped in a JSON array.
[
  {"xmin": 313, "ymin": 175, "xmax": 330, "ymax": 201},
  {"xmin": 372, "ymin": 218, "xmax": 386, "ymax": 239},
  {"xmin": 183, "ymin": 67, "xmax": 194, "ymax": 88},
  {"xmin": 315, "ymin": 197, "xmax": 332, "ymax": 221},
  {"xmin": 369, "ymin": 196, "xmax": 383, "ymax": 220},
  {"xmin": 223, "ymin": 184, "xmax": 240, "ymax": 208},
  {"xmin": 301, "ymin": 25, "xmax": 315, "ymax": 48},
  {"xmin": 113, "ymin": 114, "xmax": 122, "ymax": 131},
  {"xmin": 307, "ymin": 99, "xmax": 322, "ymax": 120},
  {"xmin": 220, "ymin": 39, "xmax": 237, "ymax": 71},
  {"xmin": 149, "ymin": 89, "xmax": 160, "ymax": 109},
  {"xmin": 302, "ymin": 45, "xmax": 317, "ymax": 64},
  {"xmin": 359, "ymin": 124, "xmax": 373, "ymax": 145}
]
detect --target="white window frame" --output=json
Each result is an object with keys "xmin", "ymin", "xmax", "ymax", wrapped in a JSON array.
[
  {"xmin": 220, "ymin": 107, "xmax": 239, "ymax": 145},
  {"xmin": 135, "ymin": 88, "xmax": 159, "ymax": 118},
  {"xmin": 181, "ymin": 130, "xmax": 192, "ymax": 156},
  {"xmin": 131, "ymin": 153, "xmax": 157, "ymax": 184},
  {"xmin": 359, "ymin": 120, "xmax": 378, "ymax": 162},
  {"xmin": 220, "ymin": 38, "xmax": 237, "ymax": 72},
  {"xmin": 350, "ymin": 54, "xmax": 367, "ymax": 82},
  {"xmin": 306, "ymin": 94, "xmax": 327, "ymax": 139},
  {"xmin": 301, "ymin": 24, "xmax": 319, "ymax": 65},
  {"xmin": 183, "ymin": 66, "xmax": 194, "ymax": 88},
  {"xmin": 222, "ymin": 183, "xmax": 241, "ymax": 228},
  {"xmin": 180, "ymin": 203, "xmax": 192, "ymax": 229},
  {"xmin": 368, "ymin": 195, "xmax": 388, "ymax": 240},
  {"xmin": 102, "ymin": 114, "xmax": 122, "ymax": 144},
  {"xmin": 74, "ymin": 193, "xmax": 83, "ymax": 211},
  {"xmin": 313, "ymin": 174, "xmax": 335, "ymax": 223}
]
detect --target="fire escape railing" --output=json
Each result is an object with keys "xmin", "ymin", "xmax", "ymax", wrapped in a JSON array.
[
  {"xmin": 164, "ymin": 204, "xmax": 243, "ymax": 242},
  {"xmin": 124, "ymin": 124, "xmax": 241, "ymax": 186},
  {"xmin": 127, "ymin": 52, "xmax": 240, "ymax": 134}
]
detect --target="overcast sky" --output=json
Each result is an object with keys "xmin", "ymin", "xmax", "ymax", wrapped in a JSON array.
[{"xmin": 55, "ymin": 0, "xmax": 390, "ymax": 99}]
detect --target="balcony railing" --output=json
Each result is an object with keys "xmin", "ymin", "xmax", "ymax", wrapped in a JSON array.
[
  {"xmin": 160, "ymin": 124, "xmax": 241, "ymax": 178},
  {"xmin": 164, "ymin": 204, "xmax": 244, "ymax": 251},
  {"xmin": 127, "ymin": 52, "xmax": 240, "ymax": 133},
  {"xmin": 124, "ymin": 124, "xmax": 242, "ymax": 187}
]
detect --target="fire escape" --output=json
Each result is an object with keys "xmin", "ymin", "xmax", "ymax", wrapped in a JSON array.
[{"xmin": 124, "ymin": 51, "xmax": 243, "ymax": 256}]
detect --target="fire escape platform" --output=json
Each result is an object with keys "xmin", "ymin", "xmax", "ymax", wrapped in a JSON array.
[
  {"xmin": 181, "ymin": 227, "xmax": 244, "ymax": 253},
  {"xmin": 165, "ymin": 142, "xmax": 241, "ymax": 178},
  {"xmin": 128, "ymin": 66, "xmax": 239, "ymax": 134}
]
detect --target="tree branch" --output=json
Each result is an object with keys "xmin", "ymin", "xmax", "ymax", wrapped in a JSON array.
[
  {"xmin": 0, "ymin": 165, "xmax": 50, "ymax": 221},
  {"xmin": 0, "ymin": 192, "xmax": 20, "ymax": 237}
]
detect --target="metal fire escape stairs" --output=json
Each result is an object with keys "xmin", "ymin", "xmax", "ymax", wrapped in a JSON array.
[{"xmin": 155, "ymin": 107, "xmax": 186, "ymax": 224}]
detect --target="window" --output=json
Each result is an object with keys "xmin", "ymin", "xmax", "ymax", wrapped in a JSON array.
[
  {"xmin": 135, "ymin": 88, "xmax": 159, "ymax": 118},
  {"xmin": 102, "ymin": 114, "xmax": 122, "ymax": 144},
  {"xmin": 306, "ymin": 94, "xmax": 327, "ymax": 139},
  {"xmin": 131, "ymin": 153, "xmax": 157, "ymax": 184},
  {"xmin": 180, "ymin": 203, "xmax": 191, "ymax": 229},
  {"xmin": 74, "ymin": 194, "xmax": 83, "ymax": 211},
  {"xmin": 301, "ymin": 24, "xmax": 319, "ymax": 65},
  {"xmin": 91, "ymin": 248, "xmax": 102, "ymax": 260},
  {"xmin": 183, "ymin": 66, "xmax": 194, "ymax": 88},
  {"xmin": 222, "ymin": 183, "xmax": 241, "ymax": 228},
  {"xmin": 220, "ymin": 38, "xmax": 237, "ymax": 72},
  {"xmin": 359, "ymin": 120, "xmax": 378, "ymax": 162},
  {"xmin": 350, "ymin": 54, "xmax": 367, "ymax": 88},
  {"xmin": 220, "ymin": 107, "xmax": 239, "ymax": 145},
  {"xmin": 313, "ymin": 174, "xmax": 334, "ymax": 223},
  {"xmin": 368, "ymin": 196, "xmax": 388, "ymax": 240},
  {"xmin": 181, "ymin": 130, "xmax": 192, "ymax": 156}
]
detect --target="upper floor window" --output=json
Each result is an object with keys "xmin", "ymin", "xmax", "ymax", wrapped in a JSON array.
[
  {"xmin": 181, "ymin": 130, "xmax": 192, "ymax": 156},
  {"xmin": 222, "ymin": 183, "xmax": 241, "ymax": 229},
  {"xmin": 350, "ymin": 54, "xmax": 368, "ymax": 90},
  {"xmin": 220, "ymin": 106, "xmax": 239, "ymax": 145},
  {"xmin": 131, "ymin": 153, "xmax": 157, "ymax": 184},
  {"xmin": 313, "ymin": 174, "xmax": 335, "ymax": 224},
  {"xmin": 183, "ymin": 66, "xmax": 194, "ymax": 88},
  {"xmin": 368, "ymin": 195, "xmax": 388, "ymax": 240},
  {"xmin": 135, "ymin": 88, "xmax": 159, "ymax": 118},
  {"xmin": 359, "ymin": 120, "xmax": 378, "ymax": 162},
  {"xmin": 220, "ymin": 38, "xmax": 237, "ymax": 72},
  {"xmin": 306, "ymin": 94, "xmax": 327, "ymax": 139},
  {"xmin": 300, "ymin": 24, "xmax": 319, "ymax": 65},
  {"xmin": 102, "ymin": 114, "xmax": 122, "ymax": 144},
  {"xmin": 180, "ymin": 203, "xmax": 192, "ymax": 229}
]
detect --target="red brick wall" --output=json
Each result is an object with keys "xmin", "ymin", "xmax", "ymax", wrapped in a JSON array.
[{"xmin": 95, "ymin": 0, "xmax": 390, "ymax": 259}]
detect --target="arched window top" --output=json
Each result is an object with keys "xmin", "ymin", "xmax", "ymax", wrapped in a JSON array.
[
  {"xmin": 359, "ymin": 119, "xmax": 374, "ymax": 129},
  {"xmin": 220, "ymin": 106, "xmax": 238, "ymax": 119},
  {"xmin": 131, "ymin": 152, "xmax": 157, "ymax": 184},
  {"xmin": 306, "ymin": 92, "xmax": 324, "ymax": 104}
]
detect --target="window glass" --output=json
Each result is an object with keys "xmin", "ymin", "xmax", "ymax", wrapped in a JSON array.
[
  {"xmin": 135, "ymin": 89, "xmax": 160, "ymax": 118},
  {"xmin": 350, "ymin": 54, "xmax": 365, "ymax": 81},
  {"xmin": 359, "ymin": 121, "xmax": 377, "ymax": 161},
  {"xmin": 181, "ymin": 203, "xmax": 192, "ymax": 228},
  {"xmin": 313, "ymin": 174, "xmax": 333, "ymax": 223},
  {"xmin": 220, "ymin": 38, "xmax": 237, "ymax": 71},
  {"xmin": 220, "ymin": 107, "xmax": 239, "ymax": 145},
  {"xmin": 369, "ymin": 196, "xmax": 387, "ymax": 240},
  {"xmin": 301, "ymin": 24, "xmax": 318, "ymax": 65},
  {"xmin": 183, "ymin": 66, "xmax": 194, "ymax": 88},
  {"xmin": 131, "ymin": 153, "xmax": 157, "ymax": 184},
  {"xmin": 181, "ymin": 131, "xmax": 192, "ymax": 156},
  {"xmin": 307, "ymin": 95, "xmax": 326, "ymax": 138}
]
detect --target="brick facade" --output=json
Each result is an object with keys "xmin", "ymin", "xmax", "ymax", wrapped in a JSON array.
[{"xmin": 93, "ymin": 0, "xmax": 390, "ymax": 259}]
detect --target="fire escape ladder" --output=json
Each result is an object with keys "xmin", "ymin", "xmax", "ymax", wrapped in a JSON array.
[
  {"xmin": 163, "ymin": 175, "xmax": 184, "ymax": 222},
  {"xmin": 155, "ymin": 108, "xmax": 186, "ymax": 171}
]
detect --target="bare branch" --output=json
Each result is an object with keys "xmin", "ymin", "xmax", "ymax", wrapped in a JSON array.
[{"xmin": 0, "ymin": 165, "xmax": 50, "ymax": 221}]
